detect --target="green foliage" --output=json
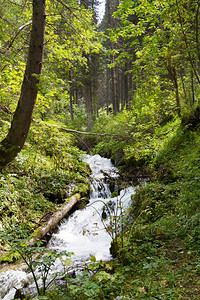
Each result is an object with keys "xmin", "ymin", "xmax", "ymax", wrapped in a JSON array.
[
  {"xmin": 181, "ymin": 105, "xmax": 200, "ymax": 128},
  {"xmin": 131, "ymin": 183, "xmax": 178, "ymax": 223},
  {"xmin": 68, "ymin": 115, "xmax": 200, "ymax": 300},
  {"xmin": 0, "ymin": 0, "xmax": 103, "ymax": 130},
  {"xmin": 0, "ymin": 229, "xmax": 71, "ymax": 297},
  {"xmin": 0, "ymin": 171, "xmax": 53, "ymax": 232},
  {"xmin": 93, "ymin": 107, "xmax": 178, "ymax": 167},
  {"xmin": 0, "ymin": 121, "xmax": 90, "ymax": 242},
  {"xmin": 125, "ymin": 120, "xmax": 200, "ymax": 241},
  {"xmin": 109, "ymin": 0, "xmax": 200, "ymax": 117},
  {"xmin": 1, "ymin": 115, "xmax": 200, "ymax": 299},
  {"xmin": 69, "ymin": 101, "xmax": 88, "ymax": 130},
  {"xmin": 1, "ymin": 0, "xmax": 200, "ymax": 298}
]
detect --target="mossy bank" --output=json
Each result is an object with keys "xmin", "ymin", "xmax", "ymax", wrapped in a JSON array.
[
  {"xmin": 87, "ymin": 117, "xmax": 200, "ymax": 299},
  {"xmin": 59, "ymin": 115, "xmax": 200, "ymax": 299},
  {"xmin": 0, "ymin": 122, "xmax": 91, "ymax": 260}
]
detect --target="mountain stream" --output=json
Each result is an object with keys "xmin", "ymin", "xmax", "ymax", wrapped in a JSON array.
[{"xmin": 0, "ymin": 154, "xmax": 135, "ymax": 299}]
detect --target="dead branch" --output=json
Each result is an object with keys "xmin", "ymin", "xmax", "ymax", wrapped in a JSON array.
[
  {"xmin": 6, "ymin": 21, "xmax": 32, "ymax": 50},
  {"xmin": 0, "ymin": 105, "xmax": 13, "ymax": 114},
  {"xmin": 60, "ymin": 127, "xmax": 117, "ymax": 136}
]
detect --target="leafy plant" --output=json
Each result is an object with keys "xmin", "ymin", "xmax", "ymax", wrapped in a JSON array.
[
  {"xmin": 87, "ymin": 190, "xmax": 131, "ymax": 260},
  {"xmin": 0, "ymin": 229, "xmax": 71, "ymax": 297}
]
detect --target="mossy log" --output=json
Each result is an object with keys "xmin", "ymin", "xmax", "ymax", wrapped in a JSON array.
[{"xmin": 29, "ymin": 193, "xmax": 81, "ymax": 246}]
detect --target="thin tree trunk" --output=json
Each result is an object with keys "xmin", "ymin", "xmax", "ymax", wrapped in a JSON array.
[
  {"xmin": 180, "ymin": 70, "xmax": 187, "ymax": 103},
  {"xmin": 191, "ymin": 71, "xmax": 195, "ymax": 105},
  {"xmin": 166, "ymin": 59, "xmax": 181, "ymax": 116},
  {"xmin": 176, "ymin": 0, "xmax": 200, "ymax": 85},
  {"xmin": 121, "ymin": 67, "xmax": 125, "ymax": 110},
  {"xmin": 85, "ymin": 83, "xmax": 93, "ymax": 130},
  {"xmin": 195, "ymin": 1, "xmax": 200, "ymax": 72},
  {"xmin": 70, "ymin": 89, "xmax": 74, "ymax": 122},
  {"xmin": 0, "ymin": 0, "xmax": 45, "ymax": 169},
  {"xmin": 69, "ymin": 70, "xmax": 74, "ymax": 122},
  {"xmin": 111, "ymin": 56, "xmax": 119, "ymax": 115},
  {"xmin": 174, "ymin": 76, "xmax": 181, "ymax": 117},
  {"xmin": 124, "ymin": 65, "xmax": 129, "ymax": 109},
  {"xmin": 106, "ymin": 65, "xmax": 110, "ymax": 114}
]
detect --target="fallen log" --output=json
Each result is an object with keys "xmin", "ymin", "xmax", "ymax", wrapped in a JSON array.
[
  {"xmin": 50, "ymin": 125, "xmax": 132, "ymax": 141},
  {"xmin": 29, "ymin": 193, "xmax": 81, "ymax": 246},
  {"xmin": 40, "ymin": 122, "xmax": 118, "ymax": 137},
  {"xmin": 59, "ymin": 127, "xmax": 117, "ymax": 136}
]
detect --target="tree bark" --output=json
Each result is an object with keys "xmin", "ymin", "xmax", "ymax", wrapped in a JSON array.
[
  {"xmin": 85, "ymin": 82, "xmax": 93, "ymax": 131},
  {"xmin": 0, "ymin": 0, "xmax": 45, "ymax": 170},
  {"xmin": 111, "ymin": 56, "xmax": 119, "ymax": 115},
  {"xmin": 175, "ymin": 0, "xmax": 200, "ymax": 85},
  {"xmin": 166, "ymin": 58, "xmax": 181, "ymax": 116},
  {"xmin": 69, "ymin": 70, "xmax": 74, "ymax": 122},
  {"xmin": 69, "ymin": 90, "xmax": 74, "ymax": 122}
]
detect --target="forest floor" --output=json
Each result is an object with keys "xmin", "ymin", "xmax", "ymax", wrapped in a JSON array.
[
  {"xmin": 103, "ymin": 120, "xmax": 200, "ymax": 299},
  {"xmin": 0, "ymin": 124, "xmax": 91, "ymax": 262},
  {"xmin": 55, "ymin": 119, "xmax": 200, "ymax": 299},
  {"xmin": 1, "ymin": 118, "xmax": 200, "ymax": 299}
]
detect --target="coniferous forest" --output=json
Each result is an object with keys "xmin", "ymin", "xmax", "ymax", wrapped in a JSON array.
[{"xmin": 1, "ymin": 0, "xmax": 200, "ymax": 298}]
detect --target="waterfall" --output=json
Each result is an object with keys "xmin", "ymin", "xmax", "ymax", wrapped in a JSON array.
[{"xmin": 0, "ymin": 154, "xmax": 135, "ymax": 299}]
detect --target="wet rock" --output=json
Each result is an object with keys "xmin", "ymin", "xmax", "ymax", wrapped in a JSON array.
[{"xmin": 14, "ymin": 288, "xmax": 28, "ymax": 299}]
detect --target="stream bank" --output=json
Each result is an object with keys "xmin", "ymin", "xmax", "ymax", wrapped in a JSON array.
[
  {"xmin": 0, "ymin": 154, "xmax": 135, "ymax": 299},
  {"xmin": 1, "ymin": 121, "xmax": 200, "ymax": 299}
]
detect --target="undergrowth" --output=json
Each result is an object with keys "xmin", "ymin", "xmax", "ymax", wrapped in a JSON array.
[
  {"xmin": 1, "ymin": 112, "xmax": 200, "ymax": 299},
  {"xmin": 0, "ymin": 121, "xmax": 90, "ymax": 260},
  {"xmin": 59, "ymin": 117, "xmax": 200, "ymax": 299}
]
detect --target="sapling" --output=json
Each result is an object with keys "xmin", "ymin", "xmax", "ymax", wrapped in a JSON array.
[
  {"xmin": 87, "ymin": 190, "xmax": 128, "ymax": 258},
  {"xmin": 0, "ymin": 229, "xmax": 70, "ymax": 297}
]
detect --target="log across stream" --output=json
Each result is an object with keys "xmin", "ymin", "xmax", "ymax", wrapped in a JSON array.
[{"xmin": 0, "ymin": 154, "xmax": 135, "ymax": 299}]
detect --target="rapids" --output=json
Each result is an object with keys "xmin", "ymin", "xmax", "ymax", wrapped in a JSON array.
[{"xmin": 0, "ymin": 154, "xmax": 135, "ymax": 299}]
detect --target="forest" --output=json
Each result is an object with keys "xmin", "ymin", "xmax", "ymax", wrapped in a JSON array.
[{"xmin": 0, "ymin": 0, "xmax": 200, "ymax": 298}]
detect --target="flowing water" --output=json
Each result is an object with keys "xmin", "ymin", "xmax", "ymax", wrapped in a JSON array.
[{"xmin": 0, "ymin": 154, "xmax": 135, "ymax": 299}]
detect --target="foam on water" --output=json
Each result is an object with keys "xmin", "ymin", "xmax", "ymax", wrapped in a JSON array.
[{"xmin": 0, "ymin": 155, "xmax": 135, "ymax": 299}]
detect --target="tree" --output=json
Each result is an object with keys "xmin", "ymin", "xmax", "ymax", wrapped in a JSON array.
[
  {"xmin": 29, "ymin": 0, "xmax": 103, "ymax": 129},
  {"xmin": 0, "ymin": 0, "xmax": 46, "ymax": 170},
  {"xmin": 100, "ymin": 0, "xmax": 129, "ymax": 115},
  {"xmin": 75, "ymin": 0, "xmax": 102, "ymax": 129},
  {"xmin": 107, "ymin": 0, "xmax": 200, "ymax": 118}
]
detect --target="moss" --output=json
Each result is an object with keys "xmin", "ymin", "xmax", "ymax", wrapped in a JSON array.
[
  {"xmin": 0, "ymin": 125, "xmax": 91, "ymax": 253},
  {"xmin": 131, "ymin": 183, "xmax": 178, "ymax": 223},
  {"xmin": 181, "ymin": 105, "xmax": 200, "ymax": 128}
]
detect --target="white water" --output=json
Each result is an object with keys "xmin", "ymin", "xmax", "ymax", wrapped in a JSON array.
[{"xmin": 0, "ymin": 154, "xmax": 135, "ymax": 299}]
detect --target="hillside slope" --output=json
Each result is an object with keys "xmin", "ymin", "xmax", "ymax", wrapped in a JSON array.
[{"xmin": 59, "ymin": 119, "xmax": 200, "ymax": 299}]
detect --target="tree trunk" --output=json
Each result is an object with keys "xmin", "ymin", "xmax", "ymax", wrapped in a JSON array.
[
  {"xmin": 0, "ymin": 0, "xmax": 45, "ymax": 170},
  {"xmin": 195, "ymin": 2, "xmax": 200, "ymax": 72},
  {"xmin": 175, "ymin": 0, "xmax": 200, "ymax": 85},
  {"xmin": 69, "ymin": 90, "xmax": 74, "ymax": 122},
  {"xmin": 85, "ymin": 83, "xmax": 93, "ymax": 131},
  {"xmin": 166, "ymin": 59, "xmax": 181, "ymax": 116},
  {"xmin": 111, "ymin": 56, "xmax": 119, "ymax": 115},
  {"xmin": 191, "ymin": 70, "xmax": 195, "ymax": 106},
  {"xmin": 106, "ymin": 65, "xmax": 110, "ymax": 114},
  {"xmin": 124, "ymin": 64, "xmax": 129, "ymax": 109}
]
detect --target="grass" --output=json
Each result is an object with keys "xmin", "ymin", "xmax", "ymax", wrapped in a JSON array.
[
  {"xmin": 38, "ymin": 119, "xmax": 200, "ymax": 300},
  {"xmin": 0, "ymin": 122, "xmax": 90, "ymax": 260},
  {"xmin": 1, "ymin": 117, "xmax": 200, "ymax": 298},
  {"xmin": 57, "ymin": 119, "xmax": 200, "ymax": 299}
]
